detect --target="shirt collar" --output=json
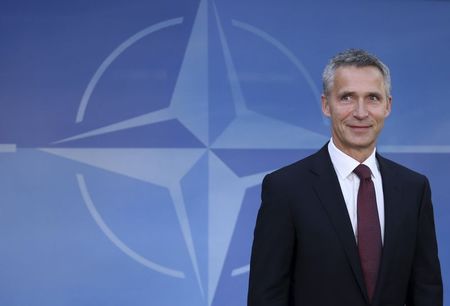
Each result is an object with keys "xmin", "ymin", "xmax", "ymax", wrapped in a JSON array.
[{"xmin": 328, "ymin": 138, "xmax": 379, "ymax": 180}]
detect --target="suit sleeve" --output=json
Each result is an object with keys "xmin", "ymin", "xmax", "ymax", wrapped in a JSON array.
[
  {"xmin": 247, "ymin": 174, "xmax": 296, "ymax": 306},
  {"xmin": 406, "ymin": 177, "xmax": 443, "ymax": 306}
]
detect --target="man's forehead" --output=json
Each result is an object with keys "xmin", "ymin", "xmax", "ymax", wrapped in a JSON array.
[{"xmin": 334, "ymin": 66, "xmax": 385, "ymax": 89}]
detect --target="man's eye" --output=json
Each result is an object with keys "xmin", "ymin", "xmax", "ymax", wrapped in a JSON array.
[
  {"xmin": 369, "ymin": 95, "xmax": 380, "ymax": 101},
  {"xmin": 341, "ymin": 95, "xmax": 352, "ymax": 102}
]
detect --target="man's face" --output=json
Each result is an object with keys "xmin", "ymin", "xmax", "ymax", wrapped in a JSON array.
[{"xmin": 322, "ymin": 66, "xmax": 392, "ymax": 158}]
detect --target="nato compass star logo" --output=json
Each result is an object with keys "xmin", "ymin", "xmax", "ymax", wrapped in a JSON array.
[{"xmin": 36, "ymin": 1, "xmax": 325, "ymax": 303}]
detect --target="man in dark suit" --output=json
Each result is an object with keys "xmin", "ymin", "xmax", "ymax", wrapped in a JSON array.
[{"xmin": 248, "ymin": 49, "xmax": 443, "ymax": 306}]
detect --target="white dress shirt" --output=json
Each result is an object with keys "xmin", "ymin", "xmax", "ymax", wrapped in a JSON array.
[{"xmin": 327, "ymin": 139, "xmax": 385, "ymax": 244}]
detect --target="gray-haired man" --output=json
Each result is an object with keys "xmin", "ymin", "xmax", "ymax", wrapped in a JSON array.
[{"xmin": 248, "ymin": 49, "xmax": 442, "ymax": 306}]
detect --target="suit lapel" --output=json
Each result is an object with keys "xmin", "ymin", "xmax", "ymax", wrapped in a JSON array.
[
  {"xmin": 373, "ymin": 154, "xmax": 403, "ymax": 302},
  {"xmin": 310, "ymin": 146, "xmax": 368, "ymax": 302}
]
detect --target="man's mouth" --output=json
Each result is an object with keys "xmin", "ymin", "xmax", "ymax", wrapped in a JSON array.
[{"xmin": 348, "ymin": 124, "xmax": 371, "ymax": 130}]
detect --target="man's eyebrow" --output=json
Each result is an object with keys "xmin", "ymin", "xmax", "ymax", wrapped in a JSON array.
[
  {"xmin": 367, "ymin": 91, "xmax": 383, "ymax": 97},
  {"xmin": 337, "ymin": 90, "xmax": 354, "ymax": 96}
]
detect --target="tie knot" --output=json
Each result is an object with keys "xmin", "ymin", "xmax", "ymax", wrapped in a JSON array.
[{"xmin": 353, "ymin": 164, "xmax": 372, "ymax": 180}]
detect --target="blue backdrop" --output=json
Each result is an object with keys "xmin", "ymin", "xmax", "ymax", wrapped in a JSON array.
[{"xmin": 1, "ymin": 0, "xmax": 449, "ymax": 305}]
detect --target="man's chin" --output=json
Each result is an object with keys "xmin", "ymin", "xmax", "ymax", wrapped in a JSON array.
[
  {"xmin": 342, "ymin": 136, "xmax": 376, "ymax": 151},
  {"xmin": 350, "ymin": 140, "xmax": 376, "ymax": 151}
]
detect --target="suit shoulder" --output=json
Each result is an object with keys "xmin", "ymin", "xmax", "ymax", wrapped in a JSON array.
[
  {"xmin": 264, "ymin": 151, "xmax": 319, "ymax": 185},
  {"xmin": 378, "ymin": 155, "xmax": 428, "ymax": 184}
]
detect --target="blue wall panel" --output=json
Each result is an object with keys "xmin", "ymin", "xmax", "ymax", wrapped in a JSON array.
[{"xmin": 1, "ymin": 0, "xmax": 449, "ymax": 305}]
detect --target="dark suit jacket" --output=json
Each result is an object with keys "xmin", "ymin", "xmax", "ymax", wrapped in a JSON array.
[{"xmin": 248, "ymin": 145, "xmax": 442, "ymax": 306}]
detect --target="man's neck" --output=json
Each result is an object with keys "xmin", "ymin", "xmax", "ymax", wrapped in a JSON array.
[{"xmin": 331, "ymin": 139, "xmax": 376, "ymax": 163}]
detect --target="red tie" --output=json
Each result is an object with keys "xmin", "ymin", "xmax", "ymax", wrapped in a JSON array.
[{"xmin": 354, "ymin": 164, "xmax": 382, "ymax": 302}]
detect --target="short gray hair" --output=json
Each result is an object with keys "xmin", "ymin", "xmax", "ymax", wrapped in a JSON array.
[{"xmin": 322, "ymin": 49, "xmax": 391, "ymax": 97}]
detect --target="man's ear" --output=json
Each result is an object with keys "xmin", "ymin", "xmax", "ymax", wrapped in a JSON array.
[
  {"xmin": 385, "ymin": 95, "xmax": 392, "ymax": 118},
  {"xmin": 321, "ymin": 94, "xmax": 331, "ymax": 117}
]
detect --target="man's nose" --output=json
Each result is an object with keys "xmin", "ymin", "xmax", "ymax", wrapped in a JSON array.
[{"xmin": 353, "ymin": 99, "xmax": 369, "ymax": 119}]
